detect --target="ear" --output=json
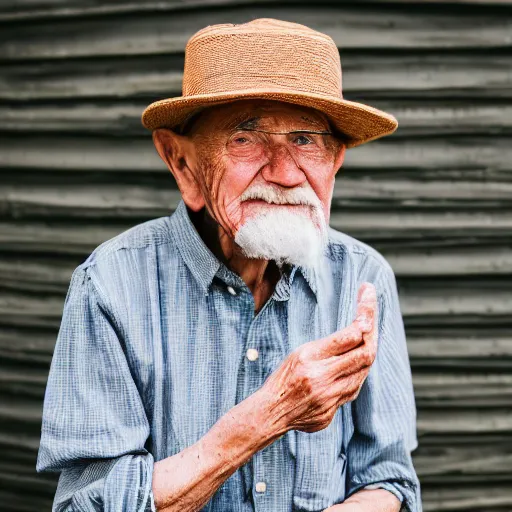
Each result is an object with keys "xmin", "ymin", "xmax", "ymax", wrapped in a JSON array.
[{"xmin": 152, "ymin": 128, "xmax": 205, "ymax": 211}]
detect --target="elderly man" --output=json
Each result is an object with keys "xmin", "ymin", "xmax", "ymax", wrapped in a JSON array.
[{"xmin": 37, "ymin": 18, "xmax": 421, "ymax": 512}]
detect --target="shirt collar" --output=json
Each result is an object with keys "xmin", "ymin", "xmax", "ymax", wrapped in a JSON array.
[
  {"xmin": 291, "ymin": 264, "xmax": 319, "ymax": 299},
  {"xmin": 169, "ymin": 199, "xmax": 318, "ymax": 300},
  {"xmin": 169, "ymin": 200, "xmax": 221, "ymax": 295}
]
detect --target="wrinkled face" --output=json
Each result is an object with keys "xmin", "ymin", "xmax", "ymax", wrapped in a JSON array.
[
  {"xmin": 190, "ymin": 101, "xmax": 343, "ymax": 216},
  {"xmin": 158, "ymin": 99, "xmax": 346, "ymax": 267}
]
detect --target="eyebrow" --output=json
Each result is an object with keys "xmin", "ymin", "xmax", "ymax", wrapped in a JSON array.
[{"xmin": 235, "ymin": 117, "xmax": 261, "ymax": 130}]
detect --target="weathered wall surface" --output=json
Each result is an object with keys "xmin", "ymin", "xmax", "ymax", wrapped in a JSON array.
[{"xmin": 1, "ymin": 1, "xmax": 511, "ymax": 510}]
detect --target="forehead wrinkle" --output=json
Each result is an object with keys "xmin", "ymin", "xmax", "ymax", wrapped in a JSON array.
[
  {"xmin": 205, "ymin": 103, "xmax": 332, "ymax": 135},
  {"xmin": 244, "ymin": 110, "xmax": 329, "ymax": 132},
  {"xmin": 300, "ymin": 114, "xmax": 329, "ymax": 130}
]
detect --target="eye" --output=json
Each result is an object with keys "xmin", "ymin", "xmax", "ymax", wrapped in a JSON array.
[
  {"xmin": 229, "ymin": 131, "xmax": 257, "ymax": 146},
  {"xmin": 293, "ymin": 134, "xmax": 313, "ymax": 145}
]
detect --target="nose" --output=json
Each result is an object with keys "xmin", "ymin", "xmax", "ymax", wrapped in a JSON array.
[{"xmin": 261, "ymin": 143, "xmax": 307, "ymax": 188}]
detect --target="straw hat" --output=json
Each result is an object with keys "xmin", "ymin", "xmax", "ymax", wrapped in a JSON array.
[{"xmin": 141, "ymin": 18, "xmax": 398, "ymax": 148}]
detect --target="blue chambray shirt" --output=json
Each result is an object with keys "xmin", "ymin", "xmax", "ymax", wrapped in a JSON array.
[{"xmin": 37, "ymin": 199, "xmax": 422, "ymax": 512}]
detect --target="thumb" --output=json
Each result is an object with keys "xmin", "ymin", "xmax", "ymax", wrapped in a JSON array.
[{"xmin": 355, "ymin": 282, "xmax": 377, "ymax": 334}]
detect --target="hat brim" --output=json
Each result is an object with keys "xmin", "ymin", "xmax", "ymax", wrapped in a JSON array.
[{"xmin": 141, "ymin": 89, "xmax": 397, "ymax": 149}]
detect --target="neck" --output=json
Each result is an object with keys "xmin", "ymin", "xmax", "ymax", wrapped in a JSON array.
[{"xmin": 191, "ymin": 207, "xmax": 281, "ymax": 312}]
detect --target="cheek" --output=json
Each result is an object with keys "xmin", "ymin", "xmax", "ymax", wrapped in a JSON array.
[
  {"xmin": 305, "ymin": 165, "xmax": 336, "ymax": 219},
  {"xmin": 217, "ymin": 158, "xmax": 262, "ymax": 230}
]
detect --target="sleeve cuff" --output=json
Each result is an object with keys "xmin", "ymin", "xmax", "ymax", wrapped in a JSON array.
[
  {"xmin": 53, "ymin": 454, "xmax": 156, "ymax": 512},
  {"xmin": 363, "ymin": 482, "xmax": 404, "ymax": 503},
  {"xmin": 359, "ymin": 479, "xmax": 421, "ymax": 512}
]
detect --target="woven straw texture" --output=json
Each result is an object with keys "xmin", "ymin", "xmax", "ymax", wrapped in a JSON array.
[{"xmin": 141, "ymin": 18, "xmax": 398, "ymax": 148}]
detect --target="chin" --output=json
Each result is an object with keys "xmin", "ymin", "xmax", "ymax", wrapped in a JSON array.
[{"xmin": 233, "ymin": 207, "xmax": 328, "ymax": 268}]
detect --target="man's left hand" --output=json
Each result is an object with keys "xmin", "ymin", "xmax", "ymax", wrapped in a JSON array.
[{"xmin": 323, "ymin": 488, "xmax": 401, "ymax": 512}]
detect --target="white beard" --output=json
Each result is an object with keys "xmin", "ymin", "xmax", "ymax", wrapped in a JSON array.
[{"xmin": 233, "ymin": 184, "xmax": 328, "ymax": 269}]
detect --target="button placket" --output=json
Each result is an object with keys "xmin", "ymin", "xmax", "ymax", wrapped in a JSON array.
[
  {"xmin": 245, "ymin": 305, "xmax": 267, "ymax": 507},
  {"xmin": 231, "ymin": 286, "xmax": 260, "ymax": 509}
]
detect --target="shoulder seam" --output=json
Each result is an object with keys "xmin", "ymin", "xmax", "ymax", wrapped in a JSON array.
[{"xmin": 80, "ymin": 216, "xmax": 175, "ymax": 269}]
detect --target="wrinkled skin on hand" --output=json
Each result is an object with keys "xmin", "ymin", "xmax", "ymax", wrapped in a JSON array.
[{"xmin": 262, "ymin": 281, "xmax": 378, "ymax": 434}]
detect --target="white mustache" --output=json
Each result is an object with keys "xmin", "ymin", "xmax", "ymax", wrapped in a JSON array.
[{"xmin": 239, "ymin": 184, "xmax": 320, "ymax": 207}]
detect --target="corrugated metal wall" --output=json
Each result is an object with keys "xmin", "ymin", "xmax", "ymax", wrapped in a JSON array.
[{"xmin": 1, "ymin": 1, "xmax": 511, "ymax": 511}]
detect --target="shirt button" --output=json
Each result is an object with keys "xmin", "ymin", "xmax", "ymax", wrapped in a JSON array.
[
  {"xmin": 246, "ymin": 348, "xmax": 259, "ymax": 361},
  {"xmin": 255, "ymin": 481, "xmax": 267, "ymax": 493},
  {"xmin": 226, "ymin": 285, "xmax": 237, "ymax": 296}
]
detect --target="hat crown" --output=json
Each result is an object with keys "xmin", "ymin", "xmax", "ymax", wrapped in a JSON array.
[
  {"xmin": 182, "ymin": 18, "xmax": 342, "ymax": 98},
  {"xmin": 141, "ymin": 18, "xmax": 398, "ymax": 148}
]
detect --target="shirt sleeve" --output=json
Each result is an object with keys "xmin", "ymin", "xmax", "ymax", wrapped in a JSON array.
[
  {"xmin": 36, "ymin": 265, "xmax": 156, "ymax": 512},
  {"xmin": 344, "ymin": 261, "xmax": 422, "ymax": 512}
]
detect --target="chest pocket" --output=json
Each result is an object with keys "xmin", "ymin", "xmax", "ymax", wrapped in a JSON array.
[{"xmin": 290, "ymin": 407, "xmax": 347, "ymax": 511}]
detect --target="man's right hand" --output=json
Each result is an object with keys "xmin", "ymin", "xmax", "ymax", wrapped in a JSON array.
[
  {"xmin": 152, "ymin": 282, "xmax": 379, "ymax": 511},
  {"xmin": 262, "ymin": 282, "xmax": 378, "ymax": 434}
]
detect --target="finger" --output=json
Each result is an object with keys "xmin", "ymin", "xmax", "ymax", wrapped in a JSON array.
[
  {"xmin": 310, "ymin": 283, "xmax": 377, "ymax": 360},
  {"xmin": 325, "ymin": 341, "xmax": 375, "ymax": 379},
  {"xmin": 363, "ymin": 304, "xmax": 378, "ymax": 360},
  {"xmin": 355, "ymin": 282, "xmax": 377, "ymax": 335},
  {"xmin": 358, "ymin": 283, "xmax": 379, "ymax": 359},
  {"xmin": 330, "ymin": 366, "xmax": 369, "ymax": 404},
  {"xmin": 313, "ymin": 322, "xmax": 363, "ymax": 359}
]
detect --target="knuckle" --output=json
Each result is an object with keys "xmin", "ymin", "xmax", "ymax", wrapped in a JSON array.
[
  {"xmin": 295, "ymin": 347, "xmax": 310, "ymax": 366},
  {"xmin": 348, "ymin": 377, "xmax": 360, "ymax": 392},
  {"xmin": 361, "ymin": 350, "xmax": 373, "ymax": 368},
  {"xmin": 350, "ymin": 389, "xmax": 361, "ymax": 401},
  {"xmin": 349, "ymin": 323, "xmax": 362, "ymax": 338},
  {"xmin": 346, "ymin": 380, "xmax": 363, "ymax": 401},
  {"xmin": 289, "ymin": 350, "xmax": 308, "ymax": 372},
  {"xmin": 329, "ymin": 333, "xmax": 341, "ymax": 347},
  {"xmin": 319, "ymin": 409, "xmax": 335, "ymax": 425}
]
